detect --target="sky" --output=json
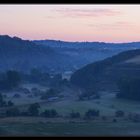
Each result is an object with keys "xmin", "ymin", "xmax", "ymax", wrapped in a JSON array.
[{"xmin": 0, "ymin": 4, "xmax": 140, "ymax": 43}]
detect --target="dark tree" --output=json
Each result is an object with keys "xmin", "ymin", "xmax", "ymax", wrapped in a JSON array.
[
  {"xmin": 117, "ymin": 77, "xmax": 140, "ymax": 100},
  {"xmin": 28, "ymin": 103, "xmax": 40, "ymax": 116},
  {"xmin": 6, "ymin": 107, "xmax": 20, "ymax": 117},
  {"xmin": 112, "ymin": 118, "xmax": 117, "ymax": 123},
  {"xmin": 0, "ymin": 93, "xmax": 6, "ymax": 107},
  {"xmin": 41, "ymin": 109, "xmax": 58, "ymax": 118},
  {"xmin": 40, "ymin": 88, "xmax": 58, "ymax": 100},
  {"xmin": 84, "ymin": 109, "xmax": 100, "ymax": 119},
  {"xmin": 101, "ymin": 116, "xmax": 107, "ymax": 121},
  {"xmin": 69, "ymin": 111, "xmax": 81, "ymax": 118},
  {"xmin": 0, "ymin": 93, "xmax": 4, "ymax": 107},
  {"xmin": 20, "ymin": 111, "xmax": 29, "ymax": 116},
  {"xmin": 50, "ymin": 74, "xmax": 62, "ymax": 87},
  {"xmin": 29, "ymin": 68, "xmax": 50, "ymax": 83},
  {"xmin": 13, "ymin": 94, "xmax": 20, "ymax": 98},
  {"xmin": 115, "ymin": 110, "xmax": 125, "ymax": 117},
  {"xmin": 0, "ymin": 70, "xmax": 21, "ymax": 90},
  {"xmin": 7, "ymin": 100, "xmax": 14, "ymax": 107},
  {"xmin": 78, "ymin": 90, "xmax": 100, "ymax": 101},
  {"xmin": 30, "ymin": 68, "xmax": 42, "ymax": 82},
  {"xmin": 6, "ymin": 70, "xmax": 21, "ymax": 89}
]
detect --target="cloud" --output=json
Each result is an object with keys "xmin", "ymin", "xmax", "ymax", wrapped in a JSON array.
[
  {"xmin": 45, "ymin": 15, "xmax": 56, "ymax": 19},
  {"xmin": 54, "ymin": 8, "xmax": 122, "ymax": 18},
  {"xmin": 88, "ymin": 21, "xmax": 134, "ymax": 30}
]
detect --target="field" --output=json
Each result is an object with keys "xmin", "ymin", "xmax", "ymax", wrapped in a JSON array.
[
  {"xmin": 4, "ymin": 83, "xmax": 140, "ymax": 116},
  {"xmin": 0, "ymin": 120, "xmax": 140, "ymax": 136},
  {"xmin": 39, "ymin": 91, "xmax": 140, "ymax": 116},
  {"xmin": 1, "ymin": 83, "xmax": 140, "ymax": 136}
]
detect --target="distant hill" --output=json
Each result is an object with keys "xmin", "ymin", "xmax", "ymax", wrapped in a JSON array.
[
  {"xmin": 70, "ymin": 49, "xmax": 140, "ymax": 91},
  {"xmin": 0, "ymin": 35, "xmax": 76, "ymax": 73},
  {"xmin": 33, "ymin": 39, "xmax": 140, "ymax": 50},
  {"xmin": 33, "ymin": 39, "xmax": 140, "ymax": 73},
  {"xmin": 1, "ymin": 35, "xmax": 140, "ymax": 74}
]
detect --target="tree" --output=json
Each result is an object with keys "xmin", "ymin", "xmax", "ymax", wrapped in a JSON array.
[
  {"xmin": 78, "ymin": 90, "xmax": 100, "ymax": 101},
  {"xmin": 112, "ymin": 118, "xmax": 117, "ymax": 123},
  {"xmin": 7, "ymin": 100, "xmax": 14, "ymax": 107},
  {"xmin": 41, "ymin": 109, "xmax": 58, "ymax": 118},
  {"xmin": 117, "ymin": 77, "xmax": 140, "ymax": 100},
  {"xmin": 128, "ymin": 113, "xmax": 140, "ymax": 122},
  {"xmin": 0, "ymin": 93, "xmax": 6, "ymax": 107},
  {"xmin": 6, "ymin": 107, "xmax": 20, "ymax": 117},
  {"xmin": 13, "ymin": 93, "xmax": 20, "ymax": 98},
  {"xmin": 30, "ymin": 68, "xmax": 42, "ymax": 82},
  {"xmin": 61, "ymin": 79, "xmax": 70, "ymax": 87},
  {"xmin": 6, "ymin": 70, "xmax": 21, "ymax": 89},
  {"xmin": 84, "ymin": 109, "xmax": 100, "ymax": 119},
  {"xmin": 115, "ymin": 110, "xmax": 125, "ymax": 117},
  {"xmin": 50, "ymin": 74, "xmax": 62, "ymax": 87},
  {"xmin": 0, "ymin": 93, "xmax": 4, "ymax": 107},
  {"xmin": 20, "ymin": 111, "xmax": 29, "ymax": 116},
  {"xmin": 69, "ymin": 111, "xmax": 81, "ymax": 118},
  {"xmin": 101, "ymin": 116, "xmax": 107, "ymax": 121},
  {"xmin": 28, "ymin": 103, "xmax": 40, "ymax": 116},
  {"xmin": 53, "ymin": 74, "xmax": 62, "ymax": 82},
  {"xmin": 40, "ymin": 88, "xmax": 58, "ymax": 100}
]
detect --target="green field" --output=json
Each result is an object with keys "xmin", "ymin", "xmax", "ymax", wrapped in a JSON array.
[
  {"xmin": 0, "ymin": 121, "xmax": 140, "ymax": 136},
  {"xmin": 2, "ymin": 84, "xmax": 140, "ymax": 136},
  {"xmin": 39, "ymin": 92, "xmax": 140, "ymax": 117}
]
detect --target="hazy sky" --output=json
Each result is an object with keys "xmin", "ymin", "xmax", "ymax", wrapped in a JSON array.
[{"xmin": 0, "ymin": 4, "xmax": 140, "ymax": 42}]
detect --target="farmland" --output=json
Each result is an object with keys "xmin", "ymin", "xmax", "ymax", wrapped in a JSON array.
[{"xmin": 1, "ymin": 83, "xmax": 140, "ymax": 136}]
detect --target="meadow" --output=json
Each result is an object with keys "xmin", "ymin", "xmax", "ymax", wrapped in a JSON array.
[
  {"xmin": 0, "ymin": 121, "xmax": 140, "ymax": 136},
  {"xmin": 1, "ymin": 82, "xmax": 140, "ymax": 136}
]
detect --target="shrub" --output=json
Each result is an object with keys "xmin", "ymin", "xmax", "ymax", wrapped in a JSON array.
[
  {"xmin": 117, "ymin": 77, "xmax": 140, "ymax": 101},
  {"xmin": 41, "ymin": 109, "xmax": 58, "ymax": 118},
  {"xmin": 69, "ymin": 111, "xmax": 81, "ymax": 118},
  {"xmin": 115, "ymin": 110, "xmax": 125, "ymax": 117},
  {"xmin": 128, "ymin": 113, "xmax": 140, "ymax": 122},
  {"xmin": 112, "ymin": 118, "xmax": 117, "ymax": 123},
  {"xmin": 101, "ymin": 116, "xmax": 107, "ymax": 121},
  {"xmin": 78, "ymin": 90, "xmax": 100, "ymax": 101},
  {"xmin": 20, "ymin": 111, "xmax": 29, "ymax": 116},
  {"xmin": 7, "ymin": 100, "xmax": 14, "ymax": 107},
  {"xmin": 0, "ymin": 93, "xmax": 7, "ymax": 107},
  {"xmin": 84, "ymin": 109, "xmax": 100, "ymax": 119},
  {"xmin": 6, "ymin": 107, "xmax": 20, "ymax": 117},
  {"xmin": 40, "ymin": 88, "xmax": 59, "ymax": 100},
  {"xmin": 28, "ymin": 103, "xmax": 40, "ymax": 116},
  {"xmin": 13, "ymin": 93, "xmax": 20, "ymax": 98}
]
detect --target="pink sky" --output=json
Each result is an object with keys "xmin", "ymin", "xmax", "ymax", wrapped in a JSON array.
[{"xmin": 0, "ymin": 4, "xmax": 140, "ymax": 43}]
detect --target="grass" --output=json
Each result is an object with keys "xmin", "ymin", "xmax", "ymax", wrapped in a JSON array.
[
  {"xmin": 2, "ymin": 83, "xmax": 140, "ymax": 136},
  {"xmin": 0, "ymin": 121, "xmax": 140, "ymax": 136},
  {"xmin": 3, "ymin": 85, "xmax": 140, "ymax": 118},
  {"xmin": 39, "ymin": 92, "xmax": 140, "ymax": 117}
]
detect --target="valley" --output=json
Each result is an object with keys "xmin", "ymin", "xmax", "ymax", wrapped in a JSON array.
[
  {"xmin": 0, "ymin": 35, "xmax": 140, "ymax": 136},
  {"xmin": 0, "ymin": 80, "xmax": 140, "ymax": 136}
]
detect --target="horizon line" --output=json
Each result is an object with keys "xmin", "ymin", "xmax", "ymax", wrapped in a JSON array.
[{"xmin": 1, "ymin": 34, "xmax": 140, "ymax": 44}]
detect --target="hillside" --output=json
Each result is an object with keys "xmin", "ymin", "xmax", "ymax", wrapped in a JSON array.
[
  {"xmin": 33, "ymin": 39, "xmax": 140, "ymax": 73},
  {"xmin": 33, "ymin": 39, "xmax": 140, "ymax": 49},
  {"xmin": 1, "ymin": 35, "xmax": 140, "ymax": 74},
  {"xmin": 0, "ymin": 35, "xmax": 119, "ymax": 73},
  {"xmin": 70, "ymin": 49, "xmax": 140, "ymax": 91},
  {"xmin": 0, "ymin": 35, "xmax": 75, "ymax": 73}
]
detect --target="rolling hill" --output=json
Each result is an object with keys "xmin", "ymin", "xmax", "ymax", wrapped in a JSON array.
[
  {"xmin": 0, "ymin": 35, "xmax": 76, "ymax": 73},
  {"xmin": 1, "ymin": 35, "xmax": 140, "ymax": 74},
  {"xmin": 70, "ymin": 49, "xmax": 140, "ymax": 91}
]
